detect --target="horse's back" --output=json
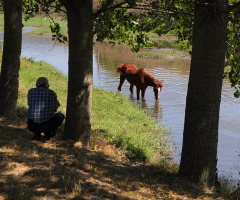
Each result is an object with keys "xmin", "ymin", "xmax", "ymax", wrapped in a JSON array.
[
  {"xmin": 124, "ymin": 63, "xmax": 138, "ymax": 70},
  {"xmin": 117, "ymin": 63, "xmax": 138, "ymax": 74},
  {"xmin": 137, "ymin": 68, "xmax": 161, "ymax": 86}
]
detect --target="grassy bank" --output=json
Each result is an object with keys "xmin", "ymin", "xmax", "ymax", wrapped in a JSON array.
[
  {"xmin": 137, "ymin": 49, "xmax": 190, "ymax": 60},
  {"xmin": 21, "ymin": 14, "xmax": 68, "ymax": 37},
  {"xmin": 18, "ymin": 56, "xmax": 173, "ymax": 165}
]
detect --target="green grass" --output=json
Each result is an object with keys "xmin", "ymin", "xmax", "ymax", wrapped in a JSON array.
[
  {"xmin": 92, "ymin": 89, "xmax": 173, "ymax": 164},
  {"xmin": 23, "ymin": 14, "xmax": 68, "ymax": 37},
  {"xmin": 137, "ymin": 49, "xmax": 189, "ymax": 59},
  {"xmin": 17, "ymin": 55, "xmax": 174, "ymax": 165},
  {"xmin": 0, "ymin": 13, "xmax": 67, "ymax": 35}
]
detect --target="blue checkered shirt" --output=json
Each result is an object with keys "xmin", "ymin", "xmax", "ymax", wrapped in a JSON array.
[{"xmin": 27, "ymin": 87, "xmax": 60, "ymax": 124}]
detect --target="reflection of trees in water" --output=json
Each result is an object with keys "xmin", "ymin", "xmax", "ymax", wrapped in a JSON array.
[{"xmin": 93, "ymin": 41, "xmax": 190, "ymax": 75}]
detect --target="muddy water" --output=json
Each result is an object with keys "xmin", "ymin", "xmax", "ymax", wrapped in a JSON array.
[{"xmin": 6, "ymin": 27, "xmax": 240, "ymax": 182}]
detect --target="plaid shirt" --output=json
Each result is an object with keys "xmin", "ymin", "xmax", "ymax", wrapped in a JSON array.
[{"xmin": 27, "ymin": 87, "xmax": 60, "ymax": 124}]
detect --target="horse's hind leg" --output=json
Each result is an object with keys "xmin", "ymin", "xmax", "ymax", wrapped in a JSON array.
[
  {"xmin": 141, "ymin": 87, "xmax": 147, "ymax": 99},
  {"xmin": 129, "ymin": 84, "xmax": 134, "ymax": 94}
]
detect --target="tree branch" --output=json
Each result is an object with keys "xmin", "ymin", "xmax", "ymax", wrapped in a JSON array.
[
  {"xmin": 229, "ymin": 2, "xmax": 240, "ymax": 12},
  {"xmin": 93, "ymin": 2, "xmax": 127, "ymax": 19},
  {"xmin": 93, "ymin": 1, "xmax": 193, "ymax": 20}
]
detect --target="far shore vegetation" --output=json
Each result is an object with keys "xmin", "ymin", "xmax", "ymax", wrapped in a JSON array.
[{"xmin": 0, "ymin": 13, "xmax": 191, "ymax": 59}]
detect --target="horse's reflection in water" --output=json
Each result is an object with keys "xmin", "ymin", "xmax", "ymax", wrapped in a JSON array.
[{"xmin": 134, "ymin": 98, "xmax": 163, "ymax": 121}]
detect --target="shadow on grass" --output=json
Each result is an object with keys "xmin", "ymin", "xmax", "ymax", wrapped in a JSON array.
[{"xmin": 0, "ymin": 123, "xmax": 226, "ymax": 200}]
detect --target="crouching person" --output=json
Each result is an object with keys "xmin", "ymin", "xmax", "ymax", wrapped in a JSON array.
[{"xmin": 27, "ymin": 77, "xmax": 65, "ymax": 141}]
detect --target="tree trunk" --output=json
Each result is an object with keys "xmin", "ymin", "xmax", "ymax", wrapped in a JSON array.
[
  {"xmin": 178, "ymin": 0, "xmax": 228, "ymax": 187},
  {"xmin": 61, "ymin": 0, "xmax": 93, "ymax": 147},
  {"xmin": 0, "ymin": 0, "xmax": 22, "ymax": 119}
]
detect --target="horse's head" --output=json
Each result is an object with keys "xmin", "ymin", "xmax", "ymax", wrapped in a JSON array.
[
  {"xmin": 153, "ymin": 80, "xmax": 163, "ymax": 100},
  {"xmin": 116, "ymin": 64, "xmax": 124, "ymax": 74},
  {"xmin": 117, "ymin": 64, "xmax": 129, "ymax": 75}
]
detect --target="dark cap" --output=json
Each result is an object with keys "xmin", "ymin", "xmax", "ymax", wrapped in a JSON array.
[{"xmin": 36, "ymin": 77, "xmax": 49, "ymax": 87}]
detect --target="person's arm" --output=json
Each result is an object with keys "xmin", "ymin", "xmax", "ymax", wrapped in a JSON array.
[
  {"xmin": 51, "ymin": 90, "xmax": 60, "ymax": 112},
  {"xmin": 54, "ymin": 99, "xmax": 60, "ymax": 112}
]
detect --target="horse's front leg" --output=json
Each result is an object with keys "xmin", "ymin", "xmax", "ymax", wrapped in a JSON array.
[
  {"xmin": 129, "ymin": 84, "xmax": 134, "ymax": 94},
  {"xmin": 118, "ymin": 75, "xmax": 125, "ymax": 91},
  {"xmin": 136, "ymin": 87, "xmax": 141, "ymax": 100}
]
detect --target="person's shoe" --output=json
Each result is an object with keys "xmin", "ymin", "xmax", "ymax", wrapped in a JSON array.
[
  {"xmin": 43, "ymin": 135, "xmax": 51, "ymax": 141},
  {"xmin": 44, "ymin": 132, "xmax": 52, "ymax": 141},
  {"xmin": 51, "ymin": 130, "xmax": 56, "ymax": 137},
  {"xmin": 32, "ymin": 134, "xmax": 41, "ymax": 141}
]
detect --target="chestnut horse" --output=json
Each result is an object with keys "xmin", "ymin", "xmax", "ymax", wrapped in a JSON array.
[{"xmin": 117, "ymin": 63, "xmax": 163, "ymax": 100}]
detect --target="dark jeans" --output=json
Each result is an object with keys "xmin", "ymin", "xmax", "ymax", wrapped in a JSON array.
[{"xmin": 28, "ymin": 113, "xmax": 65, "ymax": 138}]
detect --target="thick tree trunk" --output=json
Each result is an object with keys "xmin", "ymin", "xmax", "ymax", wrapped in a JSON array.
[
  {"xmin": 0, "ymin": 0, "xmax": 22, "ymax": 119},
  {"xmin": 178, "ymin": 0, "xmax": 228, "ymax": 187},
  {"xmin": 61, "ymin": 0, "xmax": 93, "ymax": 147}
]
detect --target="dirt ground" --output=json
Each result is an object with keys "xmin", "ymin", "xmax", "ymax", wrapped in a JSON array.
[{"xmin": 0, "ymin": 118, "xmax": 227, "ymax": 200}]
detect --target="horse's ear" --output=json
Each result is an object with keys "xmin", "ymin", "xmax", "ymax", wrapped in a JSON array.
[{"xmin": 117, "ymin": 64, "xmax": 124, "ymax": 69}]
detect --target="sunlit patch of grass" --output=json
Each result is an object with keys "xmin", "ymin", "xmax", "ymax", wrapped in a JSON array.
[
  {"xmin": 92, "ymin": 88, "xmax": 174, "ymax": 166},
  {"xmin": 137, "ymin": 49, "xmax": 190, "ymax": 59},
  {"xmin": 22, "ymin": 14, "xmax": 68, "ymax": 37}
]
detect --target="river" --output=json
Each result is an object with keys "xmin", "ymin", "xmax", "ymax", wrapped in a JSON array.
[{"xmin": 2, "ymin": 27, "xmax": 239, "ymax": 183}]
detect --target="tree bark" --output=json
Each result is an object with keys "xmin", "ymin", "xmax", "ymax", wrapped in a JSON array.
[
  {"xmin": 0, "ymin": 0, "xmax": 22, "ymax": 119},
  {"xmin": 61, "ymin": 0, "xmax": 93, "ymax": 147},
  {"xmin": 178, "ymin": 0, "xmax": 228, "ymax": 187}
]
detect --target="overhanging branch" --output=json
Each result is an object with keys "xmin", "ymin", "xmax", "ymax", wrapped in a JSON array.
[
  {"xmin": 94, "ymin": 2, "xmax": 193, "ymax": 20},
  {"xmin": 229, "ymin": 2, "xmax": 240, "ymax": 12}
]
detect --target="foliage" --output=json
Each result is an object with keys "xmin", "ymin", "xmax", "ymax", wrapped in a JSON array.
[
  {"xmin": 226, "ymin": 10, "xmax": 240, "ymax": 98},
  {"xmin": 93, "ymin": 0, "xmax": 193, "ymax": 52},
  {"xmin": 93, "ymin": 3, "xmax": 153, "ymax": 52},
  {"xmin": 22, "ymin": 0, "xmax": 39, "ymax": 20},
  {"xmin": 49, "ymin": 21, "xmax": 67, "ymax": 42},
  {"xmin": 23, "ymin": 0, "xmax": 67, "ymax": 43}
]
